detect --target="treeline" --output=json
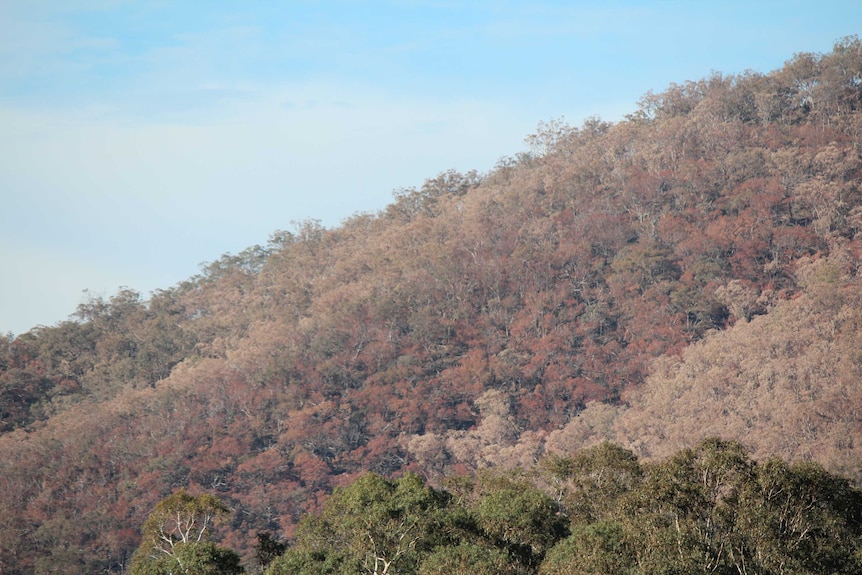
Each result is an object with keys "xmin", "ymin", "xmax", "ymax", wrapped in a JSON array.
[
  {"xmin": 0, "ymin": 288, "xmax": 196, "ymax": 431},
  {"xmin": 267, "ymin": 440, "xmax": 862, "ymax": 575},
  {"xmin": 132, "ymin": 440, "xmax": 862, "ymax": 575},
  {"xmin": 1, "ymin": 37, "xmax": 862, "ymax": 572}
]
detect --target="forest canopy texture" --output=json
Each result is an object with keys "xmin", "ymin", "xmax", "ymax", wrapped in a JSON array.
[
  {"xmin": 2, "ymin": 36, "xmax": 862, "ymax": 573},
  {"xmin": 261, "ymin": 440, "xmax": 862, "ymax": 575}
]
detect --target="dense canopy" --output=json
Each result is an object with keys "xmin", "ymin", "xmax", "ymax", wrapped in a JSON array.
[{"xmin": 1, "ymin": 37, "xmax": 862, "ymax": 573}]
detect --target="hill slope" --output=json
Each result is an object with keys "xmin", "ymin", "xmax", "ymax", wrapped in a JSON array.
[{"xmin": 1, "ymin": 36, "xmax": 862, "ymax": 573}]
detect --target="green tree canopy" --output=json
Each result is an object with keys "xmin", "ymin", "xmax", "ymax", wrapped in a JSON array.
[
  {"xmin": 269, "ymin": 473, "xmax": 453, "ymax": 575},
  {"xmin": 130, "ymin": 490, "xmax": 242, "ymax": 575},
  {"xmin": 463, "ymin": 471, "xmax": 569, "ymax": 570},
  {"xmin": 540, "ymin": 521, "xmax": 635, "ymax": 575},
  {"xmin": 539, "ymin": 442, "xmax": 643, "ymax": 524}
]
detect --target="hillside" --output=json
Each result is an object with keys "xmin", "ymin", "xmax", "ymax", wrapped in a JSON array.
[{"xmin": 1, "ymin": 36, "xmax": 862, "ymax": 573}]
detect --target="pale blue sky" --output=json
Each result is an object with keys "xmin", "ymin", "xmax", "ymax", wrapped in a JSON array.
[{"xmin": 1, "ymin": 1, "xmax": 860, "ymax": 335}]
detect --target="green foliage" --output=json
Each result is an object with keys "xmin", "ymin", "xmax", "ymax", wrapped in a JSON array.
[
  {"xmin": 5, "ymin": 38, "xmax": 862, "ymax": 574},
  {"xmin": 268, "ymin": 470, "xmax": 567, "ymax": 575},
  {"xmin": 266, "ymin": 546, "xmax": 354, "ymax": 575},
  {"xmin": 417, "ymin": 542, "xmax": 515, "ymax": 575},
  {"xmin": 620, "ymin": 438, "xmax": 755, "ymax": 574},
  {"xmin": 140, "ymin": 490, "xmax": 229, "ymax": 548},
  {"xmin": 540, "ymin": 521, "xmax": 635, "ymax": 575},
  {"xmin": 269, "ymin": 442, "xmax": 862, "ymax": 574},
  {"xmin": 131, "ymin": 541, "xmax": 243, "ymax": 575},
  {"xmin": 255, "ymin": 532, "xmax": 286, "ymax": 570},
  {"xmin": 469, "ymin": 472, "xmax": 568, "ymax": 567},
  {"xmin": 618, "ymin": 439, "xmax": 862, "ymax": 575},
  {"xmin": 131, "ymin": 490, "xmax": 241, "ymax": 575},
  {"xmin": 539, "ymin": 442, "xmax": 643, "ymax": 524},
  {"xmin": 737, "ymin": 458, "xmax": 862, "ymax": 574},
  {"xmin": 271, "ymin": 473, "xmax": 454, "ymax": 575}
]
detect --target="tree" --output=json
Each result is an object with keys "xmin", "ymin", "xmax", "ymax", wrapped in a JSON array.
[
  {"xmin": 620, "ymin": 439, "xmax": 755, "ymax": 574},
  {"xmin": 614, "ymin": 438, "xmax": 862, "ymax": 575},
  {"xmin": 254, "ymin": 532, "xmax": 286, "ymax": 571},
  {"xmin": 270, "ymin": 473, "xmax": 453, "ymax": 575},
  {"xmin": 417, "ymin": 542, "xmax": 517, "ymax": 575},
  {"xmin": 538, "ymin": 442, "xmax": 643, "ymax": 525},
  {"xmin": 130, "ymin": 490, "xmax": 243, "ymax": 575},
  {"xmin": 733, "ymin": 458, "xmax": 862, "ymax": 574},
  {"xmin": 266, "ymin": 545, "xmax": 353, "ymax": 575},
  {"xmin": 133, "ymin": 542, "xmax": 243, "ymax": 575},
  {"xmin": 466, "ymin": 471, "xmax": 569, "ymax": 570},
  {"xmin": 5, "ymin": 39, "xmax": 862, "ymax": 574},
  {"xmin": 540, "ymin": 521, "xmax": 635, "ymax": 575}
]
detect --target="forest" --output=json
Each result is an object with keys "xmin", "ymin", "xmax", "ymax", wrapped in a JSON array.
[
  {"xmin": 2, "ymin": 36, "xmax": 862, "ymax": 573},
  {"xmin": 130, "ymin": 440, "xmax": 862, "ymax": 575}
]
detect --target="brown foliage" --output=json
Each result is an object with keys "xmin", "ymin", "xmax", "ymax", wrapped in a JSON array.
[{"xmin": 2, "ymin": 37, "xmax": 862, "ymax": 573}]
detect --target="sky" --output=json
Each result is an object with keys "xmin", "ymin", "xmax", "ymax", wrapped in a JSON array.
[{"xmin": 1, "ymin": 1, "xmax": 860, "ymax": 336}]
